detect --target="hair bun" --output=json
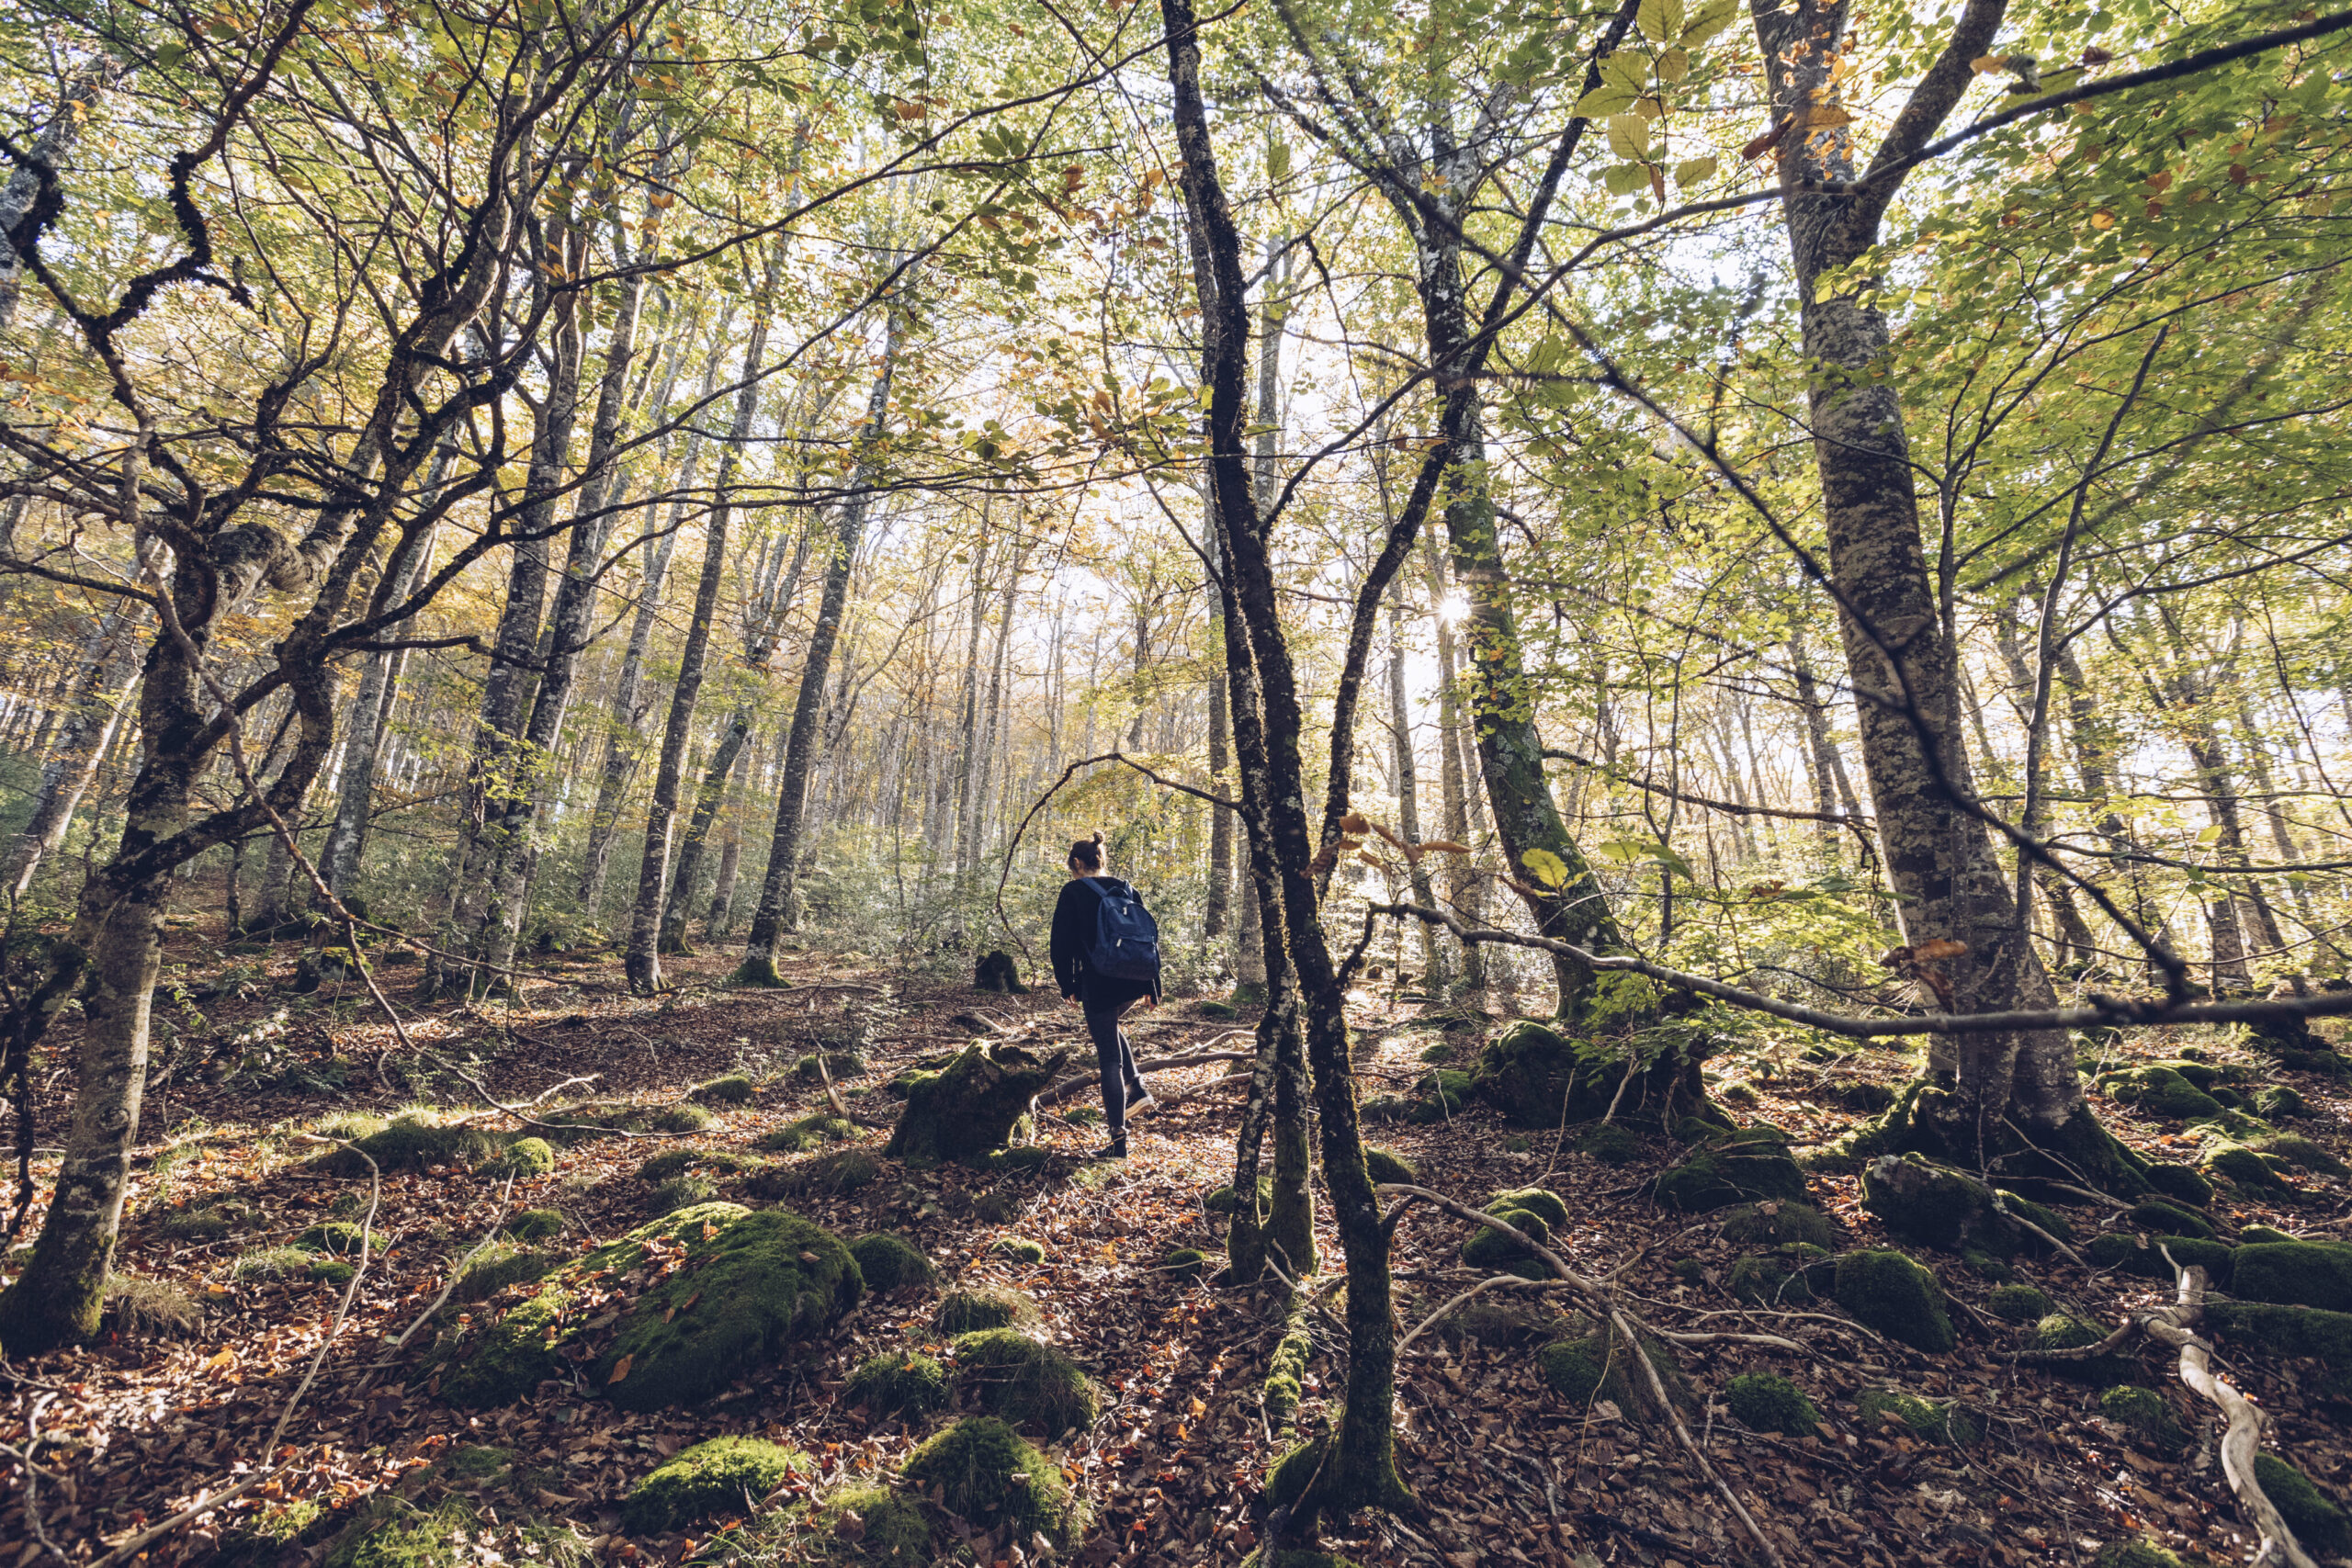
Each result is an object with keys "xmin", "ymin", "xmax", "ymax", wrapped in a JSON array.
[{"xmin": 1090, "ymin": 830, "xmax": 1104, "ymax": 844}]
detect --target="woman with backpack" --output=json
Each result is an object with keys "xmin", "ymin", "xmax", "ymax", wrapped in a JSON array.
[{"xmin": 1050, "ymin": 830, "xmax": 1161, "ymax": 1159}]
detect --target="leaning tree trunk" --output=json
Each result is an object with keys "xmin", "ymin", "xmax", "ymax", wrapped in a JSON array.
[
  {"xmin": 1752, "ymin": 0, "xmax": 2098, "ymax": 1162},
  {"xmin": 737, "ymin": 287, "xmax": 910, "ymax": 981},
  {"xmin": 5, "ymin": 604, "xmax": 140, "ymax": 901},
  {"xmin": 1164, "ymin": 0, "xmax": 1402, "ymax": 1513}
]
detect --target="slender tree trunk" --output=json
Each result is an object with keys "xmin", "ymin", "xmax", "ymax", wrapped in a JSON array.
[
  {"xmin": 626, "ymin": 248, "xmax": 784, "ymax": 993},
  {"xmin": 6, "ymin": 605, "xmax": 140, "ymax": 901},
  {"xmin": 1752, "ymin": 0, "xmax": 2090, "ymax": 1151},
  {"xmin": 1388, "ymin": 602, "xmax": 1443, "ymax": 987},
  {"xmin": 738, "ymin": 283, "xmax": 911, "ymax": 979},
  {"xmin": 659, "ymin": 714, "xmax": 752, "ymax": 953}
]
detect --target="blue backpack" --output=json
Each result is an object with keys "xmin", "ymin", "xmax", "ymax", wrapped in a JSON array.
[{"xmin": 1081, "ymin": 878, "xmax": 1161, "ymax": 984}]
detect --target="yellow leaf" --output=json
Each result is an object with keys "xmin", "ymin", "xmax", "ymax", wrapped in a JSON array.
[
  {"xmin": 204, "ymin": 1348, "xmax": 236, "ymax": 1371},
  {"xmin": 2089, "ymin": 208, "xmax": 2116, "ymax": 229},
  {"xmin": 1521, "ymin": 848, "xmax": 1571, "ymax": 889},
  {"xmin": 1970, "ymin": 54, "xmax": 2006, "ymax": 73}
]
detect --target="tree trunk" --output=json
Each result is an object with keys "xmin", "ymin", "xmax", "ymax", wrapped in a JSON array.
[
  {"xmin": 6, "ymin": 604, "xmax": 140, "ymax": 900},
  {"xmin": 738, "ymin": 283, "xmax": 911, "ymax": 980},
  {"xmin": 1387, "ymin": 603, "xmax": 1443, "ymax": 987},
  {"xmin": 659, "ymin": 714, "xmax": 752, "ymax": 953},
  {"xmin": 1752, "ymin": 0, "xmax": 2090, "ymax": 1153},
  {"xmin": 626, "ymin": 248, "xmax": 784, "ymax": 993}
]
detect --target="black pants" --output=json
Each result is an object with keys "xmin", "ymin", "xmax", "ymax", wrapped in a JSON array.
[{"xmin": 1081, "ymin": 988, "xmax": 1148, "ymax": 1136}]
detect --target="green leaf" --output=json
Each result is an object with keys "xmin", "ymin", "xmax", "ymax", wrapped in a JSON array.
[
  {"xmin": 1657, "ymin": 46, "xmax": 1690, "ymax": 83},
  {"xmin": 1598, "ymin": 50, "xmax": 1647, "ymax": 95},
  {"xmin": 1573, "ymin": 86, "xmax": 1638, "ymax": 118},
  {"xmin": 1674, "ymin": 155, "xmax": 1719, "ymax": 188},
  {"xmin": 1605, "ymin": 114, "xmax": 1651, "ymax": 161},
  {"xmin": 1636, "ymin": 0, "xmax": 1684, "ymax": 43},
  {"xmin": 1521, "ymin": 849, "xmax": 1571, "ymax": 888},
  {"xmin": 1680, "ymin": 0, "xmax": 1739, "ymax": 45},
  {"xmin": 1268, "ymin": 139, "xmax": 1291, "ymax": 182}
]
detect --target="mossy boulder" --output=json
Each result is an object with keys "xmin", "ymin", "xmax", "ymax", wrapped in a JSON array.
[
  {"xmin": 1463, "ymin": 1206, "xmax": 1554, "ymax": 1280},
  {"xmin": 1577, "ymin": 1123, "xmax": 1644, "ymax": 1165},
  {"xmin": 1859, "ymin": 1154, "xmax": 2068, "ymax": 1255},
  {"xmin": 2229, "ymin": 1019, "xmax": 2350, "ymax": 1076},
  {"xmin": 2254, "ymin": 1453, "xmax": 2351, "ymax": 1555},
  {"xmin": 693, "ymin": 1074, "xmax": 756, "ymax": 1105},
  {"xmin": 2206, "ymin": 1302, "xmax": 2352, "ymax": 1398},
  {"xmin": 1986, "ymin": 1283, "xmax": 2053, "ymax": 1323},
  {"xmin": 950, "ymin": 1329, "xmax": 1099, "ymax": 1436},
  {"xmin": 933, "ymin": 1286, "xmax": 1037, "ymax": 1335},
  {"xmin": 623, "ymin": 1437, "xmax": 810, "ymax": 1531},
  {"xmin": 748, "ymin": 1149, "xmax": 880, "ymax": 1199},
  {"xmin": 2032, "ymin": 1313, "xmax": 2133, "ymax": 1384},
  {"xmin": 1363, "ymin": 1146, "xmax": 1418, "ymax": 1186},
  {"xmin": 1655, "ymin": 1128, "xmax": 1808, "ymax": 1213},
  {"xmin": 2255, "ymin": 1086, "xmax": 2309, "ymax": 1121},
  {"xmin": 846, "ymin": 1350, "xmax": 951, "ymax": 1419},
  {"xmin": 297, "ymin": 1222, "xmax": 370, "ymax": 1258},
  {"xmin": 810, "ymin": 1484, "xmax": 933, "ymax": 1563},
  {"xmin": 2100, "ymin": 1385, "xmax": 2186, "ymax": 1450},
  {"xmin": 483, "ymin": 1136, "xmax": 556, "ymax": 1179},
  {"xmin": 2127, "ymin": 1200, "xmax": 2213, "ymax": 1239},
  {"xmin": 1162, "ymin": 1247, "xmax": 1208, "ymax": 1282},
  {"xmin": 1470, "ymin": 1021, "xmax": 1614, "ymax": 1125},
  {"xmin": 1727, "ymin": 1250, "xmax": 1821, "ymax": 1306},
  {"xmin": 1833, "ymin": 1250, "xmax": 1955, "ymax": 1353},
  {"xmin": 899, "ymin": 1417, "xmax": 1082, "ymax": 1544},
  {"xmin": 2203, "ymin": 1142, "xmax": 2294, "ymax": 1193},
  {"xmin": 848, "ymin": 1233, "xmax": 933, "ymax": 1292},
  {"xmin": 639, "ymin": 1146, "xmax": 767, "ymax": 1183},
  {"xmin": 1719, "ymin": 1201, "xmax": 1837, "ymax": 1249},
  {"xmin": 1537, "ymin": 1322, "xmax": 1692, "ymax": 1424},
  {"xmin": 648, "ymin": 1175, "xmax": 718, "ymax": 1216},
  {"xmin": 994, "ymin": 1235, "xmax": 1046, "ymax": 1264},
  {"xmin": 2143, "ymin": 1163, "xmax": 2213, "ymax": 1208},
  {"xmin": 1407, "ymin": 1068, "xmax": 1475, "ymax": 1122},
  {"xmin": 1725, "ymin": 1371, "xmax": 1820, "ymax": 1435},
  {"xmin": 2085, "ymin": 1231, "xmax": 2234, "ymax": 1280},
  {"xmin": 885, "ymin": 1041, "xmax": 1069, "ymax": 1165},
  {"xmin": 2098, "ymin": 1066, "xmax": 2222, "ymax": 1121},
  {"xmin": 796, "ymin": 1052, "xmax": 867, "ymax": 1084},
  {"xmin": 500, "ymin": 1207, "xmax": 566, "ymax": 1243},
  {"xmin": 2250, "ymin": 1134, "xmax": 2350, "ymax": 1178},
  {"xmin": 2232, "ymin": 1239, "xmax": 2352, "ymax": 1311},
  {"xmin": 439, "ymin": 1201, "xmax": 860, "ymax": 1409},
  {"xmin": 318, "ymin": 1114, "xmax": 498, "ymax": 1175},
  {"xmin": 451, "ymin": 1241, "xmax": 560, "ymax": 1304},
  {"xmin": 1858, "ymin": 1386, "xmax": 1975, "ymax": 1444}
]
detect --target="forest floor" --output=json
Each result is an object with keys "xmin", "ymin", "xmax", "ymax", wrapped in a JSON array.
[{"xmin": 2, "ymin": 922, "xmax": 2348, "ymax": 1568}]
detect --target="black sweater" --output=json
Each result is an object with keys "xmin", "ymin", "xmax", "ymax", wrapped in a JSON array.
[{"xmin": 1049, "ymin": 875, "xmax": 1161, "ymax": 1004}]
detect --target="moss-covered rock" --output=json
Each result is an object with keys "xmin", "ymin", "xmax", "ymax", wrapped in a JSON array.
[
  {"xmin": 648, "ymin": 1174, "xmax": 718, "ymax": 1216},
  {"xmin": 1860, "ymin": 1154, "xmax": 2069, "ymax": 1255},
  {"xmin": 987, "ymin": 1145, "xmax": 1053, "ymax": 1174},
  {"xmin": 2203, "ymin": 1141, "xmax": 2294, "ymax": 1193},
  {"xmin": 639, "ymin": 1146, "xmax": 767, "ymax": 1182},
  {"xmin": 884, "ymin": 1041, "xmax": 1069, "ymax": 1165},
  {"xmin": 1655, "ymin": 1129, "xmax": 1808, "ymax": 1213},
  {"xmin": 809, "ymin": 1484, "xmax": 933, "ymax": 1563},
  {"xmin": 2096, "ymin": 1539, "xmax": 2211, "ymax": 1568},
  {"xmin": 1858, "ymin": 1386, "xmax": 1974, "ymax": 1444},
  {"xmin": 846, "ymin": 1350, "xmax": 951, "ymax": 1420},
  {"xmin": 1463, "ymin": 1206, "xmax": 1554, "ymax": 1280},
  {"xmin": 2100, "ymin": 1385, "xmax": 2186, "ymax": 1450},
  {"xmin": 1406, "ymin": 1068, "xmax": 1476, "ymax": 1122},
  {"xmin": 1986, "ymin": 1283, "xmax": 2053, "ymax": 1323},
  {"xmin": 2206, "ymin": 1302, "xmax": 2352, "ymax": 1398},
  {"xmin": 1719, "ymin": 1201, "xmax": 1837, "ymax": 1249},
  {"xmin": 933, "ymin": 1286, "xmax": 1037, "ymax": 1335},
  {"xmin": 2254, "ymin": 1453, "xmax": 2351, "ymax": 1555},
  {"xmin": 2229, "ymin": 1019, "xmax": 2350, "ymax": 1077},
  {"xmin": 500, "ymin": 1207, "xmax": 566, "ymax": 1243},
  {"xmin": 2232, "ymin": 1240, "xmax": 2352, "ymax": 1312},
  {"xmin": 899, "ymin": 1417, "xmax": 1082, "ymax": 1544},
  {"xmin": 1470, "ymin": 1021, "xmax": 1615, "ymax": 1125},
  {"xmin": 2032, "ymin": 1313, "xmax": 2133, "ymax": 1384},
  {"xmin": 2143, "ymin": 1163, "xmax": 2213, "ymax": 1208},
  {"xmin": 1537, "ymin": 1323, "xmax": 1692, "ymax": 1423},
  {"xmin": 439, "ymin": 1201, "xmax": 860, "ymax": 1410},
  {"xmin": 484, "ymin": 1136, "xmax": 556, "ymax": 1179},
  {"xmin": 2254, "ymin": 1086, "xmax": 2309, "ymax": 1121},
  {"xmin": 1727, "ymin": 1250, "xmax": 1820, "ymax": 1306},
  {"xmin": 748, "ymin": 1149, "xmax": 881, "ymax": 1199},
  {"xmin": 951, "ymin": 1329, "xmax": 1099, "ymax": 1436},
  {"xmin": 693, "ymin": 1074, "xmax": 756, "ymax": 1105},
  {"xmin": 623, "ymin": 1437, "xmax": 810, "ymax": 1532},
  {"xmin": 2098, "ymin": 1066, "xmax": 2223, "ymax": 1121},
  {"xmin": 297, "ymin": 1221, "xmax": 371, "ymax": 1258},
  {"xmin": 1577, "ymin": 1123, "xmax": 1644, "ymax": 1165},
  {"xmin": 318, "ymin": 1114, "xmax": 497, "ymax": 1175},
  {"xmin": 1725, "ymin": 1371, "xmax": 1820, "ymax": 1435},
  {"xmin": 993, "ymin": 1235, "xmax": 1047, "ymax": 1264},
  {"xmin": 1363, "ymin": 1146, "xmax": 1418, "ymax": 1186},
  {"xmin": 848, "ymin": 1233, "xmax": 933, "ymax": 1292},
  {"xmin": 1833, "ymin": 1250, "xmax": 1955, "ymax": 1353},
  {"xmin": 796, "ymin": 1052, "xmax": 868, "ymax": 1084},
  {"xmin": 1162, "ymin": 1247, "xmax": 1208, "ymax": 1282},
  {"xmin": 1483, "ymin": 1186, "xmax": 1568, "ymax": 1228},
  {"xmin": 1204, "ymin": 1176, "xmax": 1273, "ymax": 1214},
  {"xmin": 2085, "ymin": 1231, "xmax": 2234, "ymax": 1280},
  {"xmin": 2250, "ymin": 1134, "xmax": 2350, "ymax": 1178},
  {"xmin": 2127, "ymin": 1200, "xmax": 2213, "ymax": 1239},
  {"xmin": 451, "ymin": 1241, "xmax": 560, "ymax": 1304}
]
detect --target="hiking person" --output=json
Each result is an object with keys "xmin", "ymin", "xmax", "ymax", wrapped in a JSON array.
[{"xmin": 1049, "ymin": 830, "xmax": 1162, "ymax": 1157}]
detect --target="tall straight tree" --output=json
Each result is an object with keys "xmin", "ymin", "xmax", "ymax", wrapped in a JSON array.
[{"xmin": 737, "ymin": 272, "xmax": 913, "ymax": 982}]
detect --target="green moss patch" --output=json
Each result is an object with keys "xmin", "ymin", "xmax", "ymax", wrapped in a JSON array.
[
  {"xmin": 1484, "ymin": 1187, "xmax": 1569, "ymax": 1228},
  {"xmin": 1986, "ymin": 1283, "xmax": 2053, "ymax": 1323},
  {"xmin": 899, "ymin": 1417, "xmax": 1082, "ymax": 1544},
  {"xmin": 1463, "ymin": 1207, "xmax": 1554, "ymax": 1280},
  {"xmin": 994, "ymin": 1235, "xmax": 1047, "ymax": 1264},
  {"xmin": 451, "ymin": 1241, "xmax": 560, "ymax": 1304},
  {"xmin": 1860, "ymin": 1154, "xmax": 2067, "ymax": 1255},
  {"xmin": 1833, "ymin": 1250, "xmax": 1955, "ymax": 1353},
  {"xmin": 2100, "ymin": 1386, "xmax": 2186, "ymax": 1450},
  {"xmin": 439, "ymin": 1201, "xmax": 860, "ymax": 1410},
  {"xmin": 951, "ymin": 1328, "xmax": 1099, "ymax": 1436},
  {"xmin": 648, "ymin": 1175, "xmax": 718, "ymax": 1216},
  {"xmin": 1471, "ymin": 1021, "xmax": 1618, "ymax": 1125},
  {"xmin": 933, "ymin": 1286, "xmax": 1037, "ymax": 1335},
  {"xmin": 322, "ymin": 1498, "xmax": 473, "ymax": 1568},
  {"xmin": 1162, "ymin": 1247, "xmax": 1208, "ymax": 1281},
  {"xmin": 501, "ymin": 1208, "xmax": 567, "ymax": 1243},
  {"xmin": 1727, "ymin": 1251, "xmax": 1817, "ymax": 1306},
  {"xmin": 1719, "ymin": 1201, "xmax": 1837, "ymax": 1249},
  {"xmin": 2127, "ymin": 1200, "xmax": 2213, "ymax": 1239},
  {"xmin": 2085, "ymin": 1231, "xmax": 2234, "ymax": 1280},
  {"xmin": 638, "ymin": 1146, "xmax": 767, "ymax": 1183},
  {"xmin": 1858, "ymin": 1386, "xmax": 1975, "ymax": 1444},
  {"xmin": 1363, "ymin": 1146, "xmax": 1418, "ymax": 1185},
  {"xmin": 1725, "ymin": 1371, "xmax": 1820, "ymax": 1435},
  {"xmin": 2032, "ymin": 1313, "xmax": 2133, "ymax": 1384},
  {"xmin": 2202, "ymin": 1142, "xmax": 2293, "ymax": 1193},
  {"xmin": 2250, "ymin": 1134, "xmax": 2349, "ymax": 1177},
  {"xmin": 749, "ymin": 1149, "xmax": 881, "ymax": 1199},
  {"xmin": 2233, "ymin": 1240, "xmax": 2352, "ymax": 1312},
  {"xmin": 297, "ymin": 1222, "xmax": 371, "ymax": 1258},
  {"xmin": 2143, "ymin": 1163, "xmax": 2213, "ymax": 1208},
  {"xmin": 1655, "ymin": 1129, "xmax": 1808, "ymax": 1213},
  {"xmin": 694, "ymin": 1074, "xmax": 756, "ymax": 1105},
  {"xmin": 848, "ymin": 1233, "xmax": 933, "ymax": 1292},
  {"xmin": 318, "ymin": 1114, "xmax": 498, "ymax": 1175},
  {"xmin": 1262, "ymin": 1308, "xmax": 1312, "ymax": 1427},
  {"xmin": 482, "ymin": 1137, "xmax": 556, "ymax": 1179},
  {"xmin": 846, "ymin": 1350, "xmax": 951, "ymax": 1419},
  {"xmin": 2253, "ymin": 1453, "xmax": 2350, "ymax": 1555},
  {"xmin": 2098, "ymin": 1066, "xmax": 2222, "ymax": 1121},
  {"xmin": 1577, "ymin": 1123, "xmax": 1644, "ymax": 1165},
  {"xmin": 1537, "ymin": 1323, "xmax": 1692, "ymax": 1424},
  {"xmin": 622, "ymin": 1437, "xmax": 810, "ymax": 1532},
  {"xmin": 809, "ymin": 1484, "xmax": 933, "ymax": 1563},
  {"xmin": 1408, "ymin": 1068, "xmax": 1475, "ymax": 1122}
]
